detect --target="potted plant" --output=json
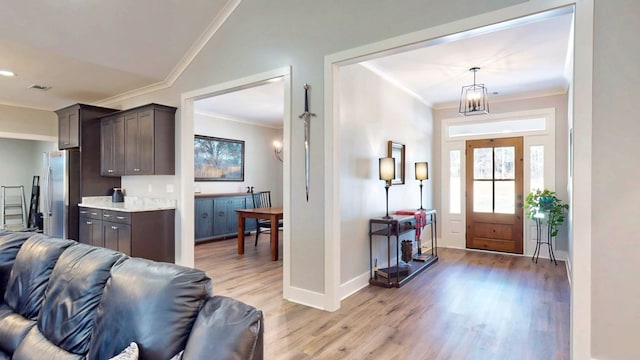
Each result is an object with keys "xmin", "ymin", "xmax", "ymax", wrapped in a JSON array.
[{"xmin": 524, "ymin": 189, "xmax": 569, "ymax": 237}]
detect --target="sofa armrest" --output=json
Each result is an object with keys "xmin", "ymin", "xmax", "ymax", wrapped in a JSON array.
[{"xmin": 183, "ymin": 296, "xmax": 263, "ymax": 360}]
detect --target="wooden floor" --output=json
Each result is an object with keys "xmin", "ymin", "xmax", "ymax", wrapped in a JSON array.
[{"xmin": 195, "ymin": 236, "xmax": 570, "ymax": 360}]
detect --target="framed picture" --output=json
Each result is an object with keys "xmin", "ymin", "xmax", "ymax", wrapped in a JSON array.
[
  {"xmin": 387, "ymin": 141, "xmax": 405, "ymax": 185},
  {"xmin": 194, "ymin": 135, "xmax": 245, "ymax": 181}
]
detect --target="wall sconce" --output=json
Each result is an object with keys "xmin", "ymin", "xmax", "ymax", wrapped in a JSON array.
[
  {"xmin": 273, "ymin": 140, "xmax": 283, "ymax": 162},
  {"xmin": 379, "ymin": 157, "xmax": 395, "ymax": 219},
  {"xmin": 415, "ymin": 162, "xmax": 428, "ymax": 210}
]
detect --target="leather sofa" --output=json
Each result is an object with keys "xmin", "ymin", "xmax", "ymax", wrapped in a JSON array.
[{"xmin": 0, "ymin": 232, "xmax": 263, "ymax": 360}]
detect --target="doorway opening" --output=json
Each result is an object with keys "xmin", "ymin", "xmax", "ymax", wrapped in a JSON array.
[{"xmin": 179, "ymin": 67, "xmax": 292, "ymax": 301}]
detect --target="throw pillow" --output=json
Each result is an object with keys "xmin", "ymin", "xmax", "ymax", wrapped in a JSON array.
[{"xmin": 109, "ymin": 342, "xmax": 139, "ymax": 360}]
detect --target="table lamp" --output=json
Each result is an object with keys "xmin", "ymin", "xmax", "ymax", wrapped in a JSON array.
[
  {"xmin": 415, "ymin": 162, "xmax": 428, "ymax": 210},
  {"xmin": 379, "ymin": 157, "xmax": 395, "ymax": 219}
]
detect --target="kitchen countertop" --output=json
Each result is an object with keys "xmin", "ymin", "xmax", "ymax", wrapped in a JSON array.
[{"xmin": 79, "ymin": 196, "xmax": 176, "ymax": 212}]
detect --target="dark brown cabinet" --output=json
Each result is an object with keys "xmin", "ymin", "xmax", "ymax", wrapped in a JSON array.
[
  {"xmin": 103, "ymin": 210, "xmax": 132, "ymax": 255},
  {"xmin": 57, "ymin": 107, "xmax": 80, "ymax": 149},
  {"xmin": 79, "ymin": 208, "xmax": 104, "ymax": 247},
  {"xmin": 54, "ymin": 104, "xmax": 120, "ymax": 240},
  {"xmin": 79, "ymin": 206, "xmax": 175, "ymax": 263},
  {"xmin": 101, "ymin": 115, "xmax": 125, "ymax": 176},
  {"xmin": 101, "ymin": 103, "xmax": 176, "ymax": 177}
]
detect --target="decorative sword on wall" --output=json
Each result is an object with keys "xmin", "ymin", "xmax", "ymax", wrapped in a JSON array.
[{"xmin": 298, "ymin": 83, "xmax": 315, "ymax": 202}]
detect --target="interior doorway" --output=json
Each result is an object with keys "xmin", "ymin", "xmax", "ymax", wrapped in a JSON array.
[
  {"xmin": 465, "ymin": 137, "xmax": 524, "ymax": 253},
  {"xmin": 179, "ymin": 67, "xmax": 292, "ymax": 301}
]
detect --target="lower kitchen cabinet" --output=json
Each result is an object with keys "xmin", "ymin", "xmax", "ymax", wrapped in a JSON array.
[
  {"xmin": 79, "ymin": 206, "xmax": 175, "ymax": 263},
  {"xmin": 195, "ymin": 193, "xmax": 256, "ymax": 242},
  {"xmin": 79, "ymin": 208, "xmax": 104, "ymax": 247}
]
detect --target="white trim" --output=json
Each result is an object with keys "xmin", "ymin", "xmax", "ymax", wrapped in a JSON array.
[
  {"xmin": 325, "ymin": 2, "xmax": 592, "ymax": 358},
  {"xmin": 284, "ymin": 286, "xmax": 328, "ymax": 311},
  {"xmin": 339, "ymin": 271, "xmax": 369, "ymax": 301},
  {"xmin": 194, "ymin": 110, "xmax": 284, "ymax": 130},
  {"xmin": 323, "ymin": 62, "xmax": 341, "ymax": 311},
  {"xmin": 0, "ymin": 132, "xmax": 56, "ymax": 142},
  {"xmin": 433, "ymin": 87, "xmax": 569, "ymax": 110},
  {"xmin": 439, "ymin": 108, "xmax": 556, "ymax": 257},
  {"xmin": 97, "ymin": 0, "xmax": 242, "ymax": 107},
  {"xmin": 565, "ymin": 252, "xmax": 572, "ymax": 287},
  {"xmin": 180, "ymin": 66, "xmax": 293, "ymax": 301}
]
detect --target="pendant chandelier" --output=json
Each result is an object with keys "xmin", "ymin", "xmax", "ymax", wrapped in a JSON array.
[{"xmin": 459, "ymin": 67, "xmax": 489, "ymax": 116}]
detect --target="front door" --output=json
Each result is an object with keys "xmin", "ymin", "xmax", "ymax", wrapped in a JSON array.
[{"xmin": 465, "ymin": 137, "xmax": 523, "ymax": 254}]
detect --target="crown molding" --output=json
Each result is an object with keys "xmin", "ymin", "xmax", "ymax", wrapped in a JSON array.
[
  {"xmin": 195, "ymin": 110, "xmax": 283, "ymax": 130},
  {"xmin": 432, "ymin": 86, "xmax": 569, "ymax": 110},
  {"xmin": 95, "ymin": 0, "xmax": 242, "ymax": 107}
]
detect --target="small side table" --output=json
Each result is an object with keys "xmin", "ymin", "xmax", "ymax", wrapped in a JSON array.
[{"xmin": 532, "ymin": 216, "xmax": 557, "ymax": 265}]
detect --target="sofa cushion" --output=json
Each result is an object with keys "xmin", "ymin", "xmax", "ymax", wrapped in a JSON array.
[
  {"xmin": 38, "ymin": 244, "xmax": 125, "ymax": 355},
  {"xmin": 11, "ymin": 327, "xmax": 83, "ymax": 360},
  {"xmin": 86, "ymin": 257, "xmax": 212, "ymax": 360},
  {"xmin": 4, "ymin": 235, "xmax": 75, "ymax": 319},
  {"xmin": 0, "ymin": 304, "xmax": 36, "ymax": 355},
  {"xmin": 0, "ymin": 232, "xmax": 33, "ymax": 306},
  {"xmin": 183, "ymin": 296, "xmax": 264, "ymax": 360}
]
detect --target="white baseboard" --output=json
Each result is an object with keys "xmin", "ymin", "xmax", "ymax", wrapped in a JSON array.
[
  {"xmin": 340, "ymin": 271, "xmax": 370, "ymax": 300},
  {"xmin": 283, "ymin": 285, "xmax": 329, "ymax": 311}
]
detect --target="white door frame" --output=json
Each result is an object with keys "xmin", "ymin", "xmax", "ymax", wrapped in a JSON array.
[
  {"xmin": 439, "ymin": 108, "xmax": 557, "ymax": 258},
  {"xmin": 179, "ymin": 66, "xmax": 292, "ymax": 295},
  {"xmin": 325, "ymin": 1, "xmax": 592, "ymax": 358}
]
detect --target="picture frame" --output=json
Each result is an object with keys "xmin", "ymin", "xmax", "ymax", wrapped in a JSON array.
[
  {"xmin": 387, "ymin": 140, "xmax": 405, "ymax": 185},
  {"xmin": 194, "ymin": 135, "xmax": 245, "ymax": 181}
]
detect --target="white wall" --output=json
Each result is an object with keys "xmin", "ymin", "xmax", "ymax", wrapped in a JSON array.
[
  {"xmin": 339, "ymin": 64, "xmax": 433, "ymax": 288},
  {"xmin": 193, "ymin": 113, "xmax": 283, "ymax": 205},
  {"xmin": 433, "ymin": 93, "xmax": 569, "ymax": 251},
  {"xmin": 592, "ymin": 1, "xmax": 640, "ymax": 358},
  {"xmin": 0, "ymin": 104, "xmax": 57, "ymax": 140},
  {"xmin": 102, "ymin": 0, "xmax": 526, "ymax": 296}
]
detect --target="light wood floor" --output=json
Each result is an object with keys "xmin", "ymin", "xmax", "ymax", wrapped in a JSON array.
[{"xmin": 195, "ymin": 236, "xmax": 569, "ymax": 360}]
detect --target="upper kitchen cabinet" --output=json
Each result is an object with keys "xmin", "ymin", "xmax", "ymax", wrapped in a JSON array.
[
  {"xmin": 101, "ymin": 115, "xmax": 125, "ymax": 176},
  {"xmin": 100, "ymin": 103, "xmax": 176, "ymax": 176},
  {"xmin": 55, "ymin": 104, "xmax": 118, "ymax": 150}
]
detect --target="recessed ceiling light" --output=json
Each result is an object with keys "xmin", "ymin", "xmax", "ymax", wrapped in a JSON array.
[{"xmin": 0, "ymin": 70, "xmax": 16, "ymax": 77}]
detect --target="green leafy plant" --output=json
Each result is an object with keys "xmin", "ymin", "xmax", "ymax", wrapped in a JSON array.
[{"xmin": 524, "ymin": 189, "xmax": 569, "ymax": 237}]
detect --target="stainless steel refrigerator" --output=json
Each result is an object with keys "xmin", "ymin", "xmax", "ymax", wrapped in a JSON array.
[{"xmin": 42, "ymin": 150, "xmax": 80, "ymax": 240}]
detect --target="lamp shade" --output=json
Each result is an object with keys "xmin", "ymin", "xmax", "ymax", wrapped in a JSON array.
[
  {"xmin": 379, "ymin": 157, "xmax": 395, "ymax": 181},
  {"xmin": 415, "ymin": 162, "xmax": 428, "ymax": 180}
]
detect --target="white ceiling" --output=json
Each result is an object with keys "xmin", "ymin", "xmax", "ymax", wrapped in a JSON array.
[
  {"xmin": 0, "ymin": 1, "xmax": 230, "ymax": 110},
  {"xmin": 0, "ymin": 3, "xmax": 572, "ymax": 125}
]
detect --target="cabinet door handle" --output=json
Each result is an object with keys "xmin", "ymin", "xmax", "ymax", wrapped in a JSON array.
[
  {"xmin": 104, "ymin": 214, "xmax": 111, "ymax": 218},
  {"xmin": 116, "ymin": 216, "xmax": 126, "ymax": 220},
  {"xmin": 80, "ymin": 210, "xmax": 87, "ymax": 214},
  {"xmin": 202, "ymin": 213, "xmax": 208, "ymax": 219},
  {"xmin": 86, "ymin": 221, "xmax": 92, "ymax": 225},
  {"xmin": 112, "ymin": 226, "xmax": 118, "ymax": 230},
  {"xmin": 218, "ymin": 211, "xmax": 225, "ymax": 216},
  {"xmin": 90, "ymin": 212, "xmax": 98, "ymax": 216}
]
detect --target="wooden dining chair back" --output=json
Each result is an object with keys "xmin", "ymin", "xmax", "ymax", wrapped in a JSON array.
[{"xmin": 251, "ymin": 190, "xmax": 283, "ymax": 246}]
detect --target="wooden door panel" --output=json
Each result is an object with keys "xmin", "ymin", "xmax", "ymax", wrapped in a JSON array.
[
  {"xmin": 474, "ymin": 223, "xmax": 513, "ymax": 240},
  {"xmin": 466, "ymin": 137, "xmax": 523, "ymax": 254}
]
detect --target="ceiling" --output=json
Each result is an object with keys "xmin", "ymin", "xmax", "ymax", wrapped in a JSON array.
[
  {"xmin": 0, "ymin": 3, "xmax": 572, "ymax": 124},
  {"xmin": 0, "ymin": 0, "xmax": 231, "ymax": 111}
]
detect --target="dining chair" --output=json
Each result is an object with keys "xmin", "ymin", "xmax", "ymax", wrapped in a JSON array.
[{"xmin": 251, "ymin": 190, "xmax": 283, "ymax": 246}]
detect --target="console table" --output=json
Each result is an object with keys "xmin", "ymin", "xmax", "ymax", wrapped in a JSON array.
[{"xmin": 369, "ymin": 209, "xmax": 438, "ymax": 288}]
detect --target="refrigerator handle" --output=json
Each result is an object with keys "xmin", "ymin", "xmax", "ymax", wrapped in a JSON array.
[{"xmin": 47, "ymin": 166, "xmax": 53, "ymax": 216}]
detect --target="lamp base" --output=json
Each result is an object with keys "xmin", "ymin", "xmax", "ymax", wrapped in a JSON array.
[{"xmin": 381, "ymin": 215, "xmax": 393, "ymax": 219}]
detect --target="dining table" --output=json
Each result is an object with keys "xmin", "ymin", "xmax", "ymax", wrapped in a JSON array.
[{"xmin": 236, "ymin": 206, "xmax": 283, "ymax": 261}]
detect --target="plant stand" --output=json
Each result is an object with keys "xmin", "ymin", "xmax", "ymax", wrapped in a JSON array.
[{"xmin": 532, "ymin": 217, "xmax": 557, "ymax": 265}]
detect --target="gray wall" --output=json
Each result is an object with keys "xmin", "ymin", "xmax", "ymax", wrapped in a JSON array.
[
  {"xmin": 338, "ymin": 63, "xmax": 433, "ymax": 287},
  {"xmin": 592, "ymin": 1, "xmax": 640, "ymax": 358},
  {"xmin": 105, "ymin": 0, "xmax": 526, "ymax": 294}
]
